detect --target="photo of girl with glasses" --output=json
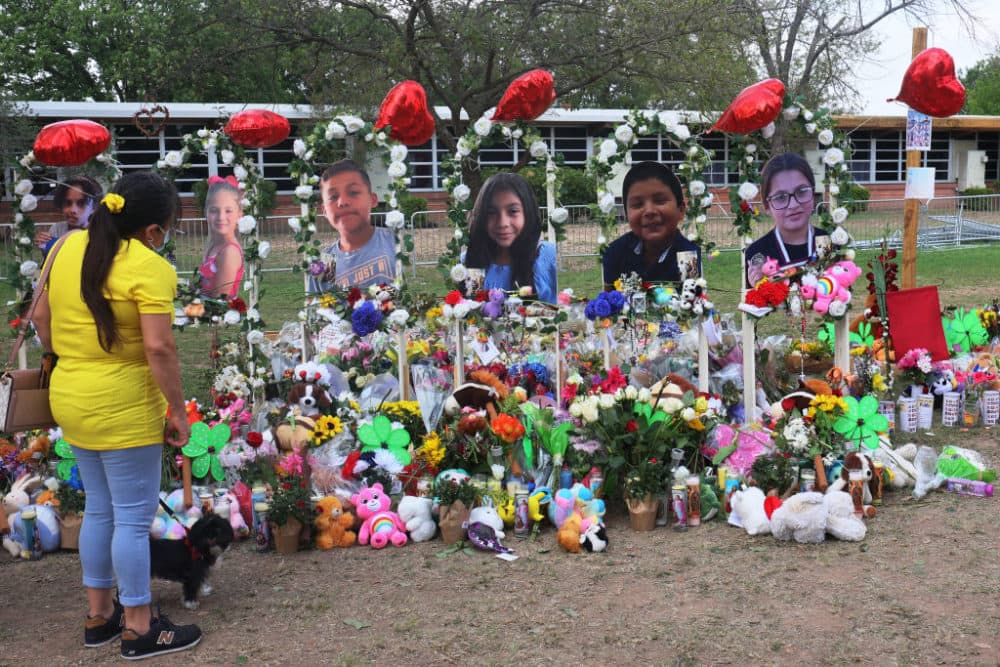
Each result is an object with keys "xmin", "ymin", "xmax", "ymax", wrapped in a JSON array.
[{"xmin": 744, "ymin": 153, "xmax": 829, "ymax": 287}]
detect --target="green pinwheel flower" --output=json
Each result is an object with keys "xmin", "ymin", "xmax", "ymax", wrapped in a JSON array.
[
  {"xmin": 850, "ymin": 322, "xmax": 874, "ymax": 349},
  {"xmin": 818, "ymin": 322, "xmax": 836, "ymax": 352},
  {"xmin": 943, "ymin": 307, "xmax": 988, "ymax": 353},
  {"xmin": 54, "ymin": 437, "xmax": 76, "ymax": 481},
  {"xmin": 182, "ymin": 422, "xmax": 230, "ymax": 482},
  {"xmin": 833, "ymin": 395, "xmax": 888, "ymax": 451},
  {"xmin": 358, "ymin": 414, "xmax": 411, "ymax": 466}
]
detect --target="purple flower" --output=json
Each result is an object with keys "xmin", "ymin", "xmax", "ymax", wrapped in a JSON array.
[
  {"xmin": 309, "ymin": 261, "xmax": 328, "ymax": 276},
  {"xmin": 351, "ymin": 301, "xmax": 383, "ymax": 337}
]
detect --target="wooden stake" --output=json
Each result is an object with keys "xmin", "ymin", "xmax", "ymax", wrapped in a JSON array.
[
  {"xmin": 554, "ymin": 322, "xmax": 562, "ymax": 407},
  {"xmin": 742, "ymin": 314, "xmax": 757, "ymax": 423},
  {"xmin": 602, "ymin": 327, "xmax": 612, "ymax": 371},
  {"xmin": 697, "ymin": 323, "xmax": 710, "ymax": 393},
  {"xmin": 397, "ymin": 328, "xmax": 409, "ymax": 401},
  {"xmin": 0, "ymin": 502, "xmax": 9, "ymax": 534},
  {"xmin": 901, "ymin": 27, "xmax": 928, "ymax": 290},
  {"xmin": 453, "ymin": 319, "xmax": 465, "ymax": 388},
  {"xmin": 182, "ymin": 455, "xmax": 193, "ymax": 509}
]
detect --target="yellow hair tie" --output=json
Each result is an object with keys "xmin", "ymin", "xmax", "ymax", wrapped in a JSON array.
[{"xmin": 101, "ymin": 193, "xmax": 125, "ymax": 214}]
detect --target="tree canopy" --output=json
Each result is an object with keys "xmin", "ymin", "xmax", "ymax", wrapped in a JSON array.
[{"xmin": 962, "ymin": 52, "xmax": 1000, "ymax": 115}]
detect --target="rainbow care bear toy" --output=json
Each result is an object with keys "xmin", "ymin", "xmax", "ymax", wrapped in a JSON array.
[
  {"xmin": 799, "ymin": 260, "xmax": 862, "ymax": 315},
  {"xmin": 350, "ymin": 483, "xmax": 408, "ymax": 549}
]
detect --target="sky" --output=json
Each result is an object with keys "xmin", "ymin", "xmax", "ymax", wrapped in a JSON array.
[{"xmin": 855, "ymin": 2, "xmax": 1000, "ymax": 116}]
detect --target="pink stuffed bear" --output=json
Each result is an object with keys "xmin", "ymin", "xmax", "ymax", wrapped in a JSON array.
[
  {"xmin": 224, "ymin": 491, "xmax": 250, "ymax": 538},
  {"xmin": 350, "ymin": 483, "xmax": 408, "ymax": 549},
  {"xmin": 799, "ymin": 260, "xmax": 862, "ymax": 314}
]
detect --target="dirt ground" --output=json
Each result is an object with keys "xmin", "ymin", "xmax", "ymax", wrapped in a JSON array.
[{"xmin": 3, "ymin": 430, "xmax": 1000, "ymax": 667}]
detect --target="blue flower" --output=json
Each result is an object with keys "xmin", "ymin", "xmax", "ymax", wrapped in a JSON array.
[
  {"xmin": 604, "ymin": 290, "xmax": 625, "ymax": 312},
  {"xmin": 351, "ymin": 301, "xmax": 383, "ymax": 337}
]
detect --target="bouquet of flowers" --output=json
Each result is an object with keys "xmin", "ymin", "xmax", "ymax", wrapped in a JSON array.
[
  {"xmin": 623, "ymin": 456, "xmax": 669, "ymax": 501},
  {"xmin": 896, "ymin": 347, "xmax": 933, "ymax": 387},
  {"xmin": 269, "ymin": 473, "xmax": 313, "ymax": 527}
]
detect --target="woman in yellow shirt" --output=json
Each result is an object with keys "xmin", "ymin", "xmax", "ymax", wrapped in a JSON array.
[{"xmin": 34, "ymin": 172, "xmax": 202, "ymax": 660}]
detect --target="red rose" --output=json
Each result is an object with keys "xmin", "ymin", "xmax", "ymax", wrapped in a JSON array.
[
  {"xmin": 781, "ymin": 398, "xmax": 796, "ymax": 412},
  {"xmin": 282, "ymin": 482, "xmax": 291, "ymax": 490},
  {"xmin": 347, "ymin": 287, "xmax": 363, "ymax": 306},
  {"xmin": 475, "ymin": 290, "xmax": 489, "ymax": 302},
  {"xmin": 444, "ymin": 290, "xmax": 463, "ymax": 306},
  {"xmin": 227, "ymin": 297, "xmax": 247, "ymax": 314},
  {"xmin": 625, "ymin": 419, "xmax": 639, "ymax": 433},
  {"xmin": 9, "ymin": 317, "xmax": 21, "ymax": 329},
  {"xmin": 296, "ymin": 501, "xmax": 305, "ymax": 508},
  {"xmin": 246, "ymin": 431, "xmax": 263, "ymax": 448}
]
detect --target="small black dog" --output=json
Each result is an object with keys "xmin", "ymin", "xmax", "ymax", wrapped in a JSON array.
[{"xmin": 149, "ymin": 514, "xmax": 234, "ymax": 610}]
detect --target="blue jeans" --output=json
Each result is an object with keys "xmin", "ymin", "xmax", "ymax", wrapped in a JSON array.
[{"xmin": 72, "ymin": 444, "xmax": 162, "ymax": 607}]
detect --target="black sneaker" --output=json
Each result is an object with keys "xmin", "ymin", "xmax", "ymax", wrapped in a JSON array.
[
  {"xmin": 120, "ymin": 610, "xmax": 202, "ymax": 660},
  {"xmin": 84, "ymin": 599, "xmax": 124, "ymax": 647}
]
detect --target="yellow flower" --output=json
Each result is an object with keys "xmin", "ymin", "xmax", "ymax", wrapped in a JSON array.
[
  {"xmin": 318, "ymin": 294, "xmax": 337, "ymax": 308},
  {"xmin": 311, "ymin": 415, "xmax": 344, "ymax": 444},
  {"xmin": 425, "ymin": 306, "xmax": 443, "ymax": 320},
  {"xmin": 416, "ymin": 432, "xmax": 445, "ymax": 467},
  {"xmin": 872, "ymin": 374, "xmax": 887, "ymax": 392},
  {"xmin": 614, "ymin": 279, "xmax": 623, "ymax": 291},
  {"xmin": 808, "ymin": 394, "xmax": 846, "ymax": 413},
  {"xmin": 850, "ymin": 346, "xmax": 867, "ymax": 356},
  {"xmin": 101, "ymin": 193, "xmax": 125, "ymax": 214},
  {"xmin": 694, "ymin": 396, "xmax": 708, "ymax": 413}
]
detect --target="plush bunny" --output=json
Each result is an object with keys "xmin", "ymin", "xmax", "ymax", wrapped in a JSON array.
[
  {"xmin": 467, "ymin": 499, "xmax": 505, "ymax": 539},
  {"xmin": 729, "ymin": 486, "xmax": 771, "ymax": 536},
  {"xmin": 396, "ymin": 495, "xmax": 436, "ymax": 542},
  {"xmin": 769, "ymin": 492, "xmax": 827, "ymax": 544},
  {"xmin": 3, "ymin": 474, "xmax": 43, "ymax": 516}
]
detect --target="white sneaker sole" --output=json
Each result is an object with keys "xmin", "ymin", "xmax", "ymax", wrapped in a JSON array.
[{"xmin": 121, "ymin": 634, "xmax": 202, "ymax": 660}]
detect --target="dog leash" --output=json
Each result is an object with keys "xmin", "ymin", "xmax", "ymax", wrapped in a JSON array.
[{"xmin": 157, "ymin": 497, "xmax": 205, "ymax": 561}]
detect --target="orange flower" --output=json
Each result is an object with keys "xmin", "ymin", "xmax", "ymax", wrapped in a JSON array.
[{"xmin": 490, "ymin": 414, "xmax": 525, "ymax": 443}]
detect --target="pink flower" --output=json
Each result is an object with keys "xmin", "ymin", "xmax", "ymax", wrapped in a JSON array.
[{"xmin": 279, "ymin": 452, "xmax": 304, "ymax": 476}]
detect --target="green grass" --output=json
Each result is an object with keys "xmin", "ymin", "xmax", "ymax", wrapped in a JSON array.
[{"xmin": 5, "ymin": 243, "xmax": 999, "ymax": 400}]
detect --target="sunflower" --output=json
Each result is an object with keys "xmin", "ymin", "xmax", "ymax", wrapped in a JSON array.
[{"xmin": 311, "ymin": 415, "xmax": 344, "ymax": 445}]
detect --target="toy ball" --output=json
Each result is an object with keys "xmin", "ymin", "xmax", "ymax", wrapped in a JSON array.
[
  {"xmin": 492, "ymin": 69, "xmax": 556, "ymax": 122},
  {"xmin": 33, "ymin": 120, "xmax": 111, "ymax": 167},
  {"xmin": 888, "ymin": 47, "xmax": 966, "ymax": 118},
  {"xmin": 711, "ymin": 78, "xmax": 786, "ymax": 135},
  {"xmin": 375, "ymin": 80, "xmax": 436, "ymax": 147},
  {"xmin": 224, "ymin": 109, "xmax": 291, "ymax": 148}
]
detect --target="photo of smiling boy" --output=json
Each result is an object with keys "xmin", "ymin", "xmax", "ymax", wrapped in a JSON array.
[
  {"xmin": 308, "ymin": 159, "xmax": 396, "ymax": 292},
  {"xmin": 601, "ymin": 161, "xmax": 700, "ymax": 288}
]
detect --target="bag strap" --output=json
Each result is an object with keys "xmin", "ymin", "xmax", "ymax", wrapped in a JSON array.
[{"xmin": 6, "ymin": 230, "xmax": 80, "ymax": 369}]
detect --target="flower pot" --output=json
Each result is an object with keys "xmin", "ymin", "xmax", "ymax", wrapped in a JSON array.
[
  {"xmin": 438, "ymin": 500, "xmax": 470, "ymax": 544},
  {"xmin": 626, "ymin": 495, "xmax": 658, "ymax": 532},
  {"xmin": 272, "ymin": 517, "xmax": 302, "ymax": 555},
  {"xmin": 59, "ymin": 513, "xmax": 82, "ymax": 550}
]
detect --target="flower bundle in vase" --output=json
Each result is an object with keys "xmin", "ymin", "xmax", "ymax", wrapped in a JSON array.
[
  {"xmin": 896, "ymin": 347, "xmax": 933, "ymax": 396},
  {"xmin": 269, "ymin": 473, "xmax": 313, "ymax": 554},
  {"xmin": 623, "ymin": 457, "xmax": 669, "ymax": 531}
]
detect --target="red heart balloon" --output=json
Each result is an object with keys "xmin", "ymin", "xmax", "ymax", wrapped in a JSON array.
[
  {"xmin": 374, "ymin": 80, "xmax": 436, "ymax": 147},
  {"xmin": 711, "ymin": 78, "xmax": 786, "ymax": 134},
  {"xmin": 33, "ymin": 120, "xmax": 111, "ymax": 167},
  {"xmin": 224, "ymin": 109, "xmax": 291, "ymax": 148},
  {"xmin": 888, "ymin": 47, "xmax": 966, "ymax": 118},
  {"xmin": 492, "ymin": 69, "xmax": 556, "ymax": 122},
  {"xmin": 763, "ymin": 495, "xmax": 783, "ymax": 520}
]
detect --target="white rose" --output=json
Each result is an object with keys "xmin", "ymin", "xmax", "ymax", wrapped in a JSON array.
[
  {"xmin": 831, "ymin": 207, "xmax": 849, "ymax": 225},
  {"xmin": 326, "ymin": 122, "xmax": 346, "ymax": 140},
  {"xmin": 387, "ymin": 161, "xmax": 407, "ymax": 178},
  {"xmin": 473, "ymin": 117, "xmax": 492, "ymax": 137},
  {"xmin": 614, "ymin": 124, "xmax": 634, "ymax": 144},
  {"xmin": 688, "ymin": 231, "xmax": 700, "ymax": 242},
  {"xmin": 390, "ymin": 144, "xmax": 408, "ymax": 162},
  {"xmin": 454, "ymin": 228, "xmax": 463, "ymax": 239},
  {"xmin": 829, "ymin": 184, "xmax": 840, "ymax": 196},
  {"xmin": 453, "ymin": 303, "xmax": 470, "ymax": 319},
  {"xmin": 237, "ymin": 215, "xmax": 257, "ymax": 234},
  {"xmin": 455, "ymin": 138, "xmax": 473, "ymax": 158},
  {"xmin": 19, "ymin": 261, "xmax": 38, "ymax": 277},
  {"xmin": 530, "ymin": 141, "xmax": 549, "ymax": 159},
  {"xmin": 681, "ymin": 407, "xmax": 696, "ymax": 422},
  {"xmin": 258, "ymin": 240, "xmax": 271, "ymax": 259},
  {"xmin": 805, "ymin": 122, "xmax": 817, "ymax": 134},
  {"xmin": 804, "ymin": 110, "xmax": 814, "ymax": 121},
  {"xmin": 761, "ymin": 123, "xmax": 776, "ymax": 139},
  {"xmin": 599, "ymin": 393, "xmax": 616, "ymax": 409},
  {"xmin": 737, "ymin": 182, "xmax": 759, "ymax": 201},
  {"xmin": 823, "ymin": 147, "xmax": 845, "ymax": 167},
  {"xmin": 452, "ymin": 184, "xmax": 471, "ymax": 203},
  {"xmin": 387, "ymin": 309, "xmax": 409, "ymax": 327},
  {"xmin": 287, "ymin": 217, "xmax": 301, "ymax": 232},
  {"xmin": 156, "ymin": 160, "xmax": 166, "ymax": 169},
  {"xmin": 164, "ymin": 150, "xmax": 184, "ymax": 168},
  {"xmin": 385, "ymin": 210, "xmax": 405, "ymax": 229},
  {"xmin": 18, "ymin": 194, "xmax": 37, "ymax": 212},
  {"xmin": 14, "ymin": 213, "xmax": 23, "ymax": 223},
  {"xmin": 223, "ymin": 310, "xmax": 241, "ymax": 326},
  {"xmin": 450, "ymin": 264, "xmax": 468, "ymax": 282},
  {"xmin": 240, "ymin": 198, "xmax": 251, "ymax": 208},
  {"xmin": 845, "ymin": 249, "xmax": 856, "ymax": 260},
  {"xmin": 220, "ymin": 149, "xmax": 235, "ymax": 165},
  {"xmin": 307, "ymin": 223, "xmax": 316, "ymax": 233},
  {"xmin": 696, "ymin": 214, "xmax": 707, "ymax": 224},
  {"xmin": 745, "ymin": 143, "xmax": 757, "ymax": 154},
  {"xmin": 14, "ymin": 179, "xmax": 32, "ymax": 196},
  {"xmin": 687, "ymin": 145, "xmax": 700, "ymax": 158},
  {"xmin": 817, "ymin": 129, "xmax": 834, "ymax": 146},
  {"xmin": 197, "ymin": 129, "xmax": 209, "ymax": 138},
  {"xmin": 598, "ymin": 192, "xmax": 616, "ymax": 215},
  {"xmin": 689, "ymin": 180, "xmax": 706, "ymax": 196},
  {"xmin": 638, "ymin": 388, "xmax": 652, "ymax": 403},
  {"xmin": 376, "ymin": 131, "xmax": 387, "ymax": 143},
  {"xmin": 568, "ymin": 402, "xmax": 583, "ymax": 418},
  {"xmin": 598, "ymin": 138, "xmax": 617, "ymax": 159},
  {"xmin": 19, "ymin": 152, "xmax": 35, "ymax": 168},
  {"xmin": 782, "ymin": 107, "xmax": 800, "ymax": 121},
  {"xmin": 674, "ymin": 125, "xmax": 691, "ymax": 140},
  {"xmin": 246, "ymin": 308, "xmax": 260, "ymax": 322},
  {"xmin": 625, "ymin": 385, "xmax": 638, "ymax": 400},
  {"xmin": 597, "ymin": 235, "xmax": 607, "ymax": 245},
  {"xmin": 830, "ymin": 226, "xmax": 850, "ymax": 246},
  {"xmin": 18, "ymin": 236, "xmax": 32, "ymax": 246},
  {"xmin": 341, "ymin": 116, "xmax": 365, "ymax": 133},
  {"xmin": 511, "ymin": 128, "xmax": 523, "ymax": 139},
  {"xmin": 828, "ymin": 300, "xmax": 847, "ymax": 318},
  {"xmin": 233, "ymin": 165, "xmax": 248, "ymax": 180},
  {"xmin": 549, "ymin": 207, "xmax": 569, "ymax": 224},
  {"xmin": 247, "ymin": 330, "xmax": 265, "ymax": 346},
  {"xmin": 295, "ymin": 184, "xmax": 314, "ymax": 200},
  {"xmin": 701, "ymin": 194, "xmax": 713, "ymax": 208},
  {"xmin": 243, "ymin": 280, "xmax": 253, "ymax": 292},
  {"xmin": 581, "ymin": 404, "xmax": 600, "ymax": 424},
  {"xmin": 293, "ymin": 139, "xmax": 307, "ymax": 157}
]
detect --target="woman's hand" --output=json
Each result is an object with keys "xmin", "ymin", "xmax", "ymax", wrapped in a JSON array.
[{"xmin": 164, "ymin": 411, "xmax": 191, "ymax": 448}]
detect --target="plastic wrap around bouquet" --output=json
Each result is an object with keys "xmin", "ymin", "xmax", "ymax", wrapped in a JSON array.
[{"xmin": 411, "ymin": 362, "xmax": 453, "ymax": 434}]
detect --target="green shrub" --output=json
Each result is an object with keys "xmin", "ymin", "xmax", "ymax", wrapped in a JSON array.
[
  {"xmin": 842, "ymin": 183, "xmax": 870, "ymax": 214},
  {"xmin": 960, "ymin": 187, "xmax": 995, "ymax": 211},
  {"xmin": 398, "ymin": 195, "xmax": 429, "ymax": 226}
]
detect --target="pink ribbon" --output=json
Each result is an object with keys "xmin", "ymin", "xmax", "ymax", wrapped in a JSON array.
[{"xmin": 207, "ymin": 175, "xmax": 240, "ymax": 189}]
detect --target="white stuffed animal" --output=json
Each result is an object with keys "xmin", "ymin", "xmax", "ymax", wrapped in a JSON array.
[
  {"xmin": 467, "ymin": 501, "xmax": 505, "ymax": 539},
  {"xmin": 912, "ymin": 445, "xmax": 944, "ymax": 499},
  {"xmin": 770, "ymin": 492, "xmax": 827, "ymax": 544},
  {"xmin": 397, "ymin": 495, "xmax": 436, "ymax": 542},
  {"xmin": 2, "ymin": 474, "xmax": 42, "ymax": 515},
  {"xmin": 824, "ymin": 490, "xmax": 866, "ymax": 542},
  {"xmin": 3, "ymin": 504, "xmax": 60, "ymax": 557},
  {"xmin": 729, "ymin": 486, "xmax": 770, "ymax": 536}
]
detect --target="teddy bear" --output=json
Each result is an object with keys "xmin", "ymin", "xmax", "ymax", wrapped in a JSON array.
[
  {"xmin": 313, "ymin": 495, "xmax": 356, "ymax": 549},
  {"xmin": 728, "ymin": 486, "xmax": 771, "ymax": 536},
  {"xmin": 769, "ymin": 491, "xmax": 828, "ymax": 543},
  {"xmin": 557, "ymin": 511, "xmax": 584, "ymax": 553},
  {"xmin": 14, "ymin": 433, "xmax": 50, "ymax": 465},
  {"xmin": 827, "ymin": 451, "xmax": 878, "ymax": 515},
  {"xmin": 396, "ymin": 495, "xmax": 436, "ymax": 542},
  {"xmin": 3, "ymin": 504, "xmax": 60, "ymax": 557},
  {"xmin": 799, "ymin": 260, "xmax": 862, "ymax": 315},
  {"xmin": 350, "ymin": 483, "xmax": 407, "ymax": 549}
]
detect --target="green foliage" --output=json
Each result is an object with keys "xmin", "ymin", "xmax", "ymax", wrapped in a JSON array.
[
  {"xmin": 960, "ymin": 187, "xmax": 995, "ymax": 211},
  {"xmin": 749, "ymin": 454, "xmax": 796, "ymax": 495},
  {"xmin": 55, "ymin": 483, "xmax": 86, "ymax": 516},
  {"xmin": 516, "ymin": 165, "xmax": 597, "ymax": 208},
  {"xmin": 962, "ymin": 54, "xmax": 1000, "ymax": 115},
  {"xmin": 843, "ymin": 183, "xmax": 870, "ymax": 214},
  {"xmin": 269, "ymin": 476, "xmax": 313, "ymax": 526},
  {"xmin": 397, "ymin": 195, "xmax": 429, "ymax": 226},
  {"xmin": 623, "ymin": 457, "xmax": 670, "ymax": 500},
  {"xmin": 434, "ymin": 478, "xmax": 480, "ymax": 508}
]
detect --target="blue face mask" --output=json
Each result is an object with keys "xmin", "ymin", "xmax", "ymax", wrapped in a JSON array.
[{"xmin": 149, "ymin": 226, "xmax": 170, "ymax": 254}]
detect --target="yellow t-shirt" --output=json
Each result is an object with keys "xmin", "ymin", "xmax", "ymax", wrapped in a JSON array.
[{"xmin": 46, "ymin": 232, "xmax": 177, "ymax": 450}]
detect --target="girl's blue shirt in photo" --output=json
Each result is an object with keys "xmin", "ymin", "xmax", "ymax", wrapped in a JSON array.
[{"xmin": 483, "ymin": 241, "xmax": 557, "ymax": 303}]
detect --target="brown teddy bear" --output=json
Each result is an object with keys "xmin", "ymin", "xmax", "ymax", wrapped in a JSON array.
[{"xmin": 313, "ymin": 496, "xmax": 356, "ymax": 549}]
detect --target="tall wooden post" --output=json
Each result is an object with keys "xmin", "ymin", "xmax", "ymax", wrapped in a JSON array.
[{"xmin": 901, "ymin": 27, "xmax": 928, "ymax": 289}]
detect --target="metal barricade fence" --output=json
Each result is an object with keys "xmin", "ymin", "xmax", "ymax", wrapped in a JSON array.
[{"xmin": 2, "ymin": 196, "xmax": 998, "ymax": 281}]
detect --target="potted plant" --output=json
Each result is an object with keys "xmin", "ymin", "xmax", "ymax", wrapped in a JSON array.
[
  {"xmin": 269, "ymin": 474, "xmax": 312, "ymax": 554},
  {"xmin": 55, "ymin": 482, "xmax": 86, "ymax": 550},
  {"xmin": 623, "ymin": 458, "xmax": 667, "ymax": 531},
  {"xmin": 749, "ymin": 453, "xmax": 797, "ymax": 497},
  {"xmin": 435, "ymin": 477, "xmax": 480, "ymax": 544}
]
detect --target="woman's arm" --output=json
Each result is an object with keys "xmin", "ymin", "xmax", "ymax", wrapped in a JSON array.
[
  {"xmin": 139, "ymin": 312, "xmax": 190, "ymax": 447},
  {"xmin": 205, "ymin": 243, "xmax": 244, "ymax": 298},
  {"xmin": 33, "ymin": 290, "xmax": 52, "ymax": 353}
]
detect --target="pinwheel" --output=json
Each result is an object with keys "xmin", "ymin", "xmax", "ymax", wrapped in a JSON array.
[
  {"xmin": 358, "ymin": 414, "xmax": 411, "ymax": 466},
  {"xmin": 182, "ymin": 422, "xmax": 231, "ymax": 481},
  {"xmin": 833, "ymin": 395, "xmax": 888, "ymax": 451}
]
